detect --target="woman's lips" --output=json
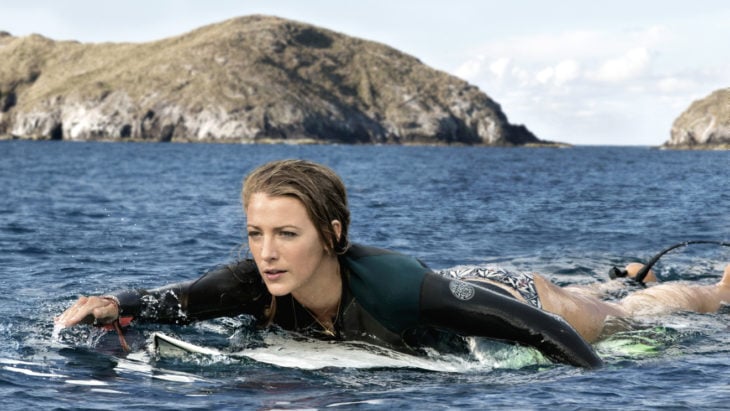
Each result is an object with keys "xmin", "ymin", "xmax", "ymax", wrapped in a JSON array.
[{"xmin": 264, "ymin": 269, "xmax": 285, "ymax": 281}]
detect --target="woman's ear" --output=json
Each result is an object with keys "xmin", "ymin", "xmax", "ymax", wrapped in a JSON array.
[
  {"xmin": 331, "ymin": 220, "xmax": 342, "ymax": 241},
  {"xmin": 328, "ymin": 220, "xmax": 342, "ymax": 251}
]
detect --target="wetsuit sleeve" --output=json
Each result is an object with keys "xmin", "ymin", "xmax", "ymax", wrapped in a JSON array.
[
  {"xmin": 111, "ymin": 260, "xmax": 270, "ymax": 324},
  {"xmin": 419, "ymin": 273, "xmax": 603, "ymax": 368}
]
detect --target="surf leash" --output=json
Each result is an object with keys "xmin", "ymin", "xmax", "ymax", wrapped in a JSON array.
[
  {"xmin": 96, "ymin": 296, "xmax": 133, "ymax": 352},
  {"xmin": 95, "ymin": 318, "xmax": 132, "ymax": 352},
  {"xmin": 110, "ymin": 319, "xmax": 131, "ymax": 352},
  {"xmin": 609, "ymin": 240, "xmax": 730, "ymax": 287}
]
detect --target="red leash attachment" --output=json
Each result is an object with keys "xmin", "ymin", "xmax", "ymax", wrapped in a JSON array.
[
  {"xmin": 111, "ymin": 318, "xmax": 131, "ymax": 352},
  {"xmin": 98, "ymin": 296, "xmax": 133, "ymax": 352},
  {"xmin": 100, "ymin": 317, "xmax": 133, "ymax": 352}
]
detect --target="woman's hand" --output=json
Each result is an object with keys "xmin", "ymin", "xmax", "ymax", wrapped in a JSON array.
[{"xmin": 55, "ymin": 296, "xmax": 120, "ymax": 327}]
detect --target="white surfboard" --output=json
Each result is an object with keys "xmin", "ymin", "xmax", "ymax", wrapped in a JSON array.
[
  {"xmin": 152, "ymin": 332, "xmax": 223, "ymax": 357},
  {"xmin": 150, "ymin": 332, "xmax": 480, "ymax": 371}
]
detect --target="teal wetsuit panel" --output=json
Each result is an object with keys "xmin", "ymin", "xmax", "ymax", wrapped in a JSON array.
[{"xmin": 343, "ymin": 245, "xmax": 430, "ymax": 334}]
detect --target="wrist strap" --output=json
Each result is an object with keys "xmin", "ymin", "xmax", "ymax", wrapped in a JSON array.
[{"xmin": 100, "ymin": 296, "xmax": 130, "ymax": 352}]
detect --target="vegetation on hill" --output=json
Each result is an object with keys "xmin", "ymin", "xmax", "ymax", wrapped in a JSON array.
[{"xmin": 0, "ymin": 16, "xmax": 543, "ymax": 145}]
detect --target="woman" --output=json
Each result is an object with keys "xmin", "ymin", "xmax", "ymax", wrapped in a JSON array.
[{"xmin": 56, "ymin": 160, "xmax": 730, "ymax": 368}]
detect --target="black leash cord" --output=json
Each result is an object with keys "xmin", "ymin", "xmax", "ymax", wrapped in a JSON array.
[{"xmin": 633, "ymin": 240, "xmax": 730, "ymax": 285}]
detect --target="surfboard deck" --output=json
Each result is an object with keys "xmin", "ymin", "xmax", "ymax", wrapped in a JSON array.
[
  {"xmin": 152, "ymin": 332, "xmax": 222, "ymax": 357},
  {"xmin": 149, "ymin": 331, "xmax": 488, "ymax": 371}
]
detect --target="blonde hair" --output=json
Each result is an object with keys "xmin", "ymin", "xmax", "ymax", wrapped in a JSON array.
[{"xmin": 242, "ymin": 159, "xmax": 351, "ymax": 254}]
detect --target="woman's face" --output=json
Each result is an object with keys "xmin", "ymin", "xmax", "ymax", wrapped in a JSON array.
[{"xmin": 246, "ymin": 193, "xmax": 338, "ymax": 297}]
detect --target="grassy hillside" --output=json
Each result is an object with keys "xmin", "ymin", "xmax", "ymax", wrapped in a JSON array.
[{"xmin": 0, "ymin": 15, "xmax": 539, "ymax": 145}]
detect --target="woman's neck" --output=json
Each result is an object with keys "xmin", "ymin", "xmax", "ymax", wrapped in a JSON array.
[{"xmin": 292, "ymin": 256, "xmax": 342, "ymax": 320}]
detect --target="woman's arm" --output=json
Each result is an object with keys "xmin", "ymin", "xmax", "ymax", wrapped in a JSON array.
[
  {"xmin": 57, "ymin": 260, "xmax": 269, "ymax": 327},
  {"xmin": 418, "ymin": 272, "xmax": 603, "ymax": 368},
  {"xmin": 116, "ymin": 259, "xmax": 269, "ymax": 324}
]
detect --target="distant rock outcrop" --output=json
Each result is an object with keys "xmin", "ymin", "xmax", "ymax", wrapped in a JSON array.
[
  {"xmin": 0, "ymin": 15, "xmax": 545, "ymax": 145},
  {"xmin": 665, "ymin": 88, "xmax": 730, "ymax": 149}
]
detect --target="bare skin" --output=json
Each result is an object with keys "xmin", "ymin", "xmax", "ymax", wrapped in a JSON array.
[
  {"xmin": 560, "ymin": 263, "xmax": 658, "ymax": 301},
  {"xmin": 535, "ymin": 274, "xmax": 626, "ymax": 342},
  {"xmin": 476, "ymin": 264, "xmax": 730, "ymax": 343},
  {"xmin": 618, "ymin": 264, "xmax": 730, "ymax": 316},
  {"xmin": 55, "ymin": 296, "xmax": 119, "ymax": 327},
  {"xmin": 246, "ymin": 193, "xmax": 343, "ymax": 332}
]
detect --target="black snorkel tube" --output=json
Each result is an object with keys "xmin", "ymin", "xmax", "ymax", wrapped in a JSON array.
[{"xmin": 610, "ymin": 240, "xmax": 730, "ymax": 287}]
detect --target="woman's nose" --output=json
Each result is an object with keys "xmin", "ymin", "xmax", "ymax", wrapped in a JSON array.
[{"xmin": 260, "ymin": 235, "xmax": 278, "ymax": 261}]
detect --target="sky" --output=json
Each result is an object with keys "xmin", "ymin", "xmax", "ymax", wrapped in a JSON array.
[{"xmin": 1, "ymin": 1, "xmax": 729, "ymax": 145}]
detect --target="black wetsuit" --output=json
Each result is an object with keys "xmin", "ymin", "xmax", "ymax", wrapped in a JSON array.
[{"xmin": 112, "ymin": 244, "xmax": 602, "ymax": 368}]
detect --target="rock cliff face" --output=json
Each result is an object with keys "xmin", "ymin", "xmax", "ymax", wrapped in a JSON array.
[
  {"xmin": 0, "ymin": 15, "xmax": 543, "ymax": 145},
  {"xmin": 665, "ymin": 88, "xmax": 730, "ymax": 149}
]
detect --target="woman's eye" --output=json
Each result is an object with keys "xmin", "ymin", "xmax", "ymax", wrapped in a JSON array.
[
  {"xmin": 247, "ymin": 231, "xmax": 262, "ymax": 239},
  {"xmin": 280, "ymin": 231, "xmax": 297, "ymax": 238}
]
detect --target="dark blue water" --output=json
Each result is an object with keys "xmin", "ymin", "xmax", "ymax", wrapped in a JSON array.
[{"xmin": 1, "ymin": 140, "xmax": 729, "ymax": 410}]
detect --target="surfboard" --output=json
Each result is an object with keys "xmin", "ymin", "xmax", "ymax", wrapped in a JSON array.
[
  {"xmin": 150, "ymin": 332, "xmax": 491, "ymax": 371},
  {"xmin": 594, "ymin": 331, "xmax": 663, "ymax": 358},
  {"xmin": 152, "ymin": 332, "xmax": 222, "ymax": 357}
]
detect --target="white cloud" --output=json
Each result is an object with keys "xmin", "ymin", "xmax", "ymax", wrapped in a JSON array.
[
  {"xmin": 591, "ymin": 48, "xmax": 650, "ymax": 82},
  {"xmin": 447, "ymin": 24, "xmax": 730, "ymax": 145},
  {"xmin": 489, "ymin": 58, "xmax": 510, "ymax": 79},
  {"xmin": 535, "ymin": 67, "xmax": 554, "ymax": 85},
  {"xmin": 554, "ymin": 60, "xmax": 581, "ymax": 85}
]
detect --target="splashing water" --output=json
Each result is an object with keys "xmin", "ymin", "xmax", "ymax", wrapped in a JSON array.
[{"xmin": 51, "ymin": 323, "xmax": 65, "ymax": 343}]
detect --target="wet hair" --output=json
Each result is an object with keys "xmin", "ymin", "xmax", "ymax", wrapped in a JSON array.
[{"xmin": 242, "ymin": 159, "xmax": 351, "ymax": 254}]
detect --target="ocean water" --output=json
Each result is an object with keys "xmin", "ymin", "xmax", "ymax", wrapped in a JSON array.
[{"xmin": 1, "ymin": 140, "xmax": 729, "ymax": 410}]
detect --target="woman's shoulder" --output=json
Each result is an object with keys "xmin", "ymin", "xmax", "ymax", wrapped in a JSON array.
[
  {"xmin": 342, "ymin": 244, "xmax": 432, "ymax": 332},
  {"xmin": 343, "ymin": 244, "xmax": 432, "ymax": 278}
]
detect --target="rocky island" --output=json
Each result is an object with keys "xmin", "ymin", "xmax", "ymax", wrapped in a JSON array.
[
  {"xmin": 665, "ymin": 88, "xmax": 730, "ymax": 149},
  {"xmin": 0, "ymin": 15, "xmax": 545, "ymax": 145}
]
